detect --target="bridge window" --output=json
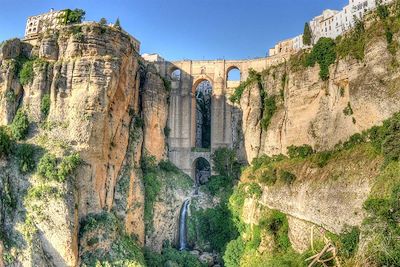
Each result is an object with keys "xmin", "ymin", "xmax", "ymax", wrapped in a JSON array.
[
  {"xmin": 227, "ymin": 67, "xmax": 241, "ymax": 81},
  {"xmin": 195, "ymin": 80, "xmax": 212, "ymax": 149},
  {"xmin": 171, "ymin": 68, "xmax": 181, "ymax": 81},
  {"xmin": 193, "ymin": 157, "xmax": 211, "ymax": 185}
]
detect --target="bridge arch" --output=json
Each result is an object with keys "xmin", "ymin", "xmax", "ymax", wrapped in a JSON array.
[
  {"xmin": 193, "ymin": 78, "xmax": 213, "ymax": 149},
  {"xmin": 169, "ymin": 67, "xmax": 181, "ymax": 81},
  {"xmin": 192, "ymin": 157, "xmax": 211, "ymax": 185},
  {"xmin": 226, "ymin": 66, "xmax": 241, "ymax": 81}
]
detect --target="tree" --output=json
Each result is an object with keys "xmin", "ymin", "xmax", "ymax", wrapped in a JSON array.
[
  {"xmin": 114, "ymin": 18, "xmax": 121, "ymax": 29},
  {"xmin": 303, "ymin": 22, "xmax": 312, "ymax": 45},
  {"xmin": 59, "ymin": 9, "xmax": 85, "ymax": 25},
  {"xmin": 99, "ymin": 17, "xmax": 107, "ymax": 25}
]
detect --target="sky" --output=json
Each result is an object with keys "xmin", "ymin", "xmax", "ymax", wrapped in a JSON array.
[{"xmin": 0, "ymin": 0, "xmax": 348, "ymax": 61}]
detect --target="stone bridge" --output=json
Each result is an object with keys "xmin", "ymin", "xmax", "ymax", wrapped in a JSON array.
[{"xmin": 151, "ymin": 55, "xmax": 286, "ymax": 178}]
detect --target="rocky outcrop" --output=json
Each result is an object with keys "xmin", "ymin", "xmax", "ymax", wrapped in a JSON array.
[
  {"xmin": 239, "ymin": 38, "xmax": 400, "ymax": 163},
  {"xmin": 0, "ymin": 23, "xmax": 170, "ymax": 267},
  {"xmin": 142, "ymin": 66, "xmax": 168, "ymax": 161}
]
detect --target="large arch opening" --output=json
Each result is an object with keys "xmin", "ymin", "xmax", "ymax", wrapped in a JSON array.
[
  {"xmin": 170, "ymin": 68, "xmax": 181, "ymax": 81},
  {"xmin": 195, "ymin": 80, "xmax": 212, "ymax": 149},
  {"xmin": 227, "ymin": 66, "xmax": 241, "ymax": 81},
  {"xmin": 193, "ymin": 157, "xmax": 211, "ymax": 185}
]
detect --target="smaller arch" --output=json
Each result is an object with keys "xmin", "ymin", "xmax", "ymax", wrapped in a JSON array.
[
  {"xmin": 170, "ymin": 68, "xmax": 181, "ymax": 81},
  {"xmin": 227, "ymin": 66, "xmax": 241, "ymax": 81},
  {"xmin": 192, "ymin": 157, "xmax": 211, "ymax": 185}
]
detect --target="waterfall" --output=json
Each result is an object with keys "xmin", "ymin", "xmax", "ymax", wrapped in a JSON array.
[{"xmin": 178, "ymin": 199, "xmax": 190, "ymax": 251}]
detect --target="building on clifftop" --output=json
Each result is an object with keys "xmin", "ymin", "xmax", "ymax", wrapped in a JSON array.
[{"xmin": 24, "ymin": 9, "xmax": 65, "ymax": 40}]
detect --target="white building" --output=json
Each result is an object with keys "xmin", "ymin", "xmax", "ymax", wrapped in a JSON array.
[
  {"xmin": 269, "ymin": 0, "xmax": 394, "ymax": 56},
  {"xmin": 25, "ymin": 9, "xmax": 65, "ymax": 39}
]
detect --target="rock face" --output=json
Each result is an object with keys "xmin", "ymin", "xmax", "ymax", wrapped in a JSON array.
[
  {"xmin": 0, "ymin": 24, "xmax": 169, "ymax": 267},
  {"xmin": 239, "ymin": 38, "xmax": 400, "ymax": 163},
  {"xmin": 142, "ymin": 66, "xmax": 168, "ymax": 160}
]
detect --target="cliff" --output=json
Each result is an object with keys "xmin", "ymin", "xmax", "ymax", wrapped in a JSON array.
[{"xmin": 0, "ymin": 23, "xmax": 171, "ymax": 266}]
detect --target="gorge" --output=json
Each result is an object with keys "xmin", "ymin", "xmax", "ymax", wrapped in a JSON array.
[{"xmin": 1, "ymin": 2, "xmax": 400, "ymax": 267}]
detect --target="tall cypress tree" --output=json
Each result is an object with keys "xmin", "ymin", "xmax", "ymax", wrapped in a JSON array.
[{"xmin": 303, "ymin": 22, "xmax": 312, "ymax": 45}]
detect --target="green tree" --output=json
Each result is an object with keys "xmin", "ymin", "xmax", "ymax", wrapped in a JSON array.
[
  {"xmin": 11, "ymin": 109, "xmax": 29, "ymax": 140},
  {"xmin": 223, "ymin": 237, "xmax": 245, "ymax": 267},
  {"xmin": 303, "ymin": 22, "xmax": 312, "ymax": 45},
  {"xmin": 115, "ymin": 18, "xmax": 121, "ymax": 29},
  {"xmin": 99, "ymin": 17, "xmax": 107, "ymax": 25},
  {"xmin": 59, "ymin": 9, "xmax": 85, "ymax": 25},
  {"xmin": 0, "ymin": 127, "xmax": 12, "ymax": 157},
  {"xmin": 212, "ymin": 147, "xmax": 239, "ymax": 178},
  {"xmin": 16, "ymin": 144, "xmax": 36, "ymax": 173}
]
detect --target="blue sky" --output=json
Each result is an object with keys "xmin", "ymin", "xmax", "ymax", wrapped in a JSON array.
[{"xmin": 0, "ymin": 0, "xmax": 348, "ymax": 60}]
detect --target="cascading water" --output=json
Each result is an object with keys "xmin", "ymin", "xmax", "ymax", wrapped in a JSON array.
[{"xmin": 178, "ymin": 199, "xmax": 190, "ymax": 251}]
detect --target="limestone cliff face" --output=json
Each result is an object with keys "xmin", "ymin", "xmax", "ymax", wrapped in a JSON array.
[
  {"xmin": 239, "ymin": 38, "xmax": 400, "ymax": 163},
  {"xmin": 142, "ymin": 66, "xmax": 168, "ymax": 161},
  {"xmin": 0, "ymin": 24, "xmax": 169, "ymax": 267}
]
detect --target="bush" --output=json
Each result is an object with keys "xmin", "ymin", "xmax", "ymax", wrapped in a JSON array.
[
  {"xmin": 247, "ymin": 182, "xmax": 262, "ymax": 199},
  {"xmin": 158, "ymin": 160, "xmax": 179, "ymax": 173},
  {"xmin": 377, "ymin": 3, "xmax": 389, "ymax": 20},
  {"xmin": 343, "ymin": 102, "xmax": 353, "ymax": 116},
  {"xmin": 19, "ymin": 60, "xmax": 34, "ymax": 86},
  {"xmin": 339, "ymin": 226, "xmax": 360, "ymax": 258},
  {"xmin": 261, "ymin": 95, "xmax": 277, "ymax": 131},
  {"xmin": 143, "ymin": 172, "xmax": 161, "ymax": 232},
  {"xmin": 336, "ymin": 18, "xmax": 365, "ymax": 60},
  {"xmin": 260, "ymin": 210, "xmax": 290, "ymax": 252},
  {"xmin": 212, "ymin": 147, "xmax": 240, "ymax": 178},
  {"xmin": 37, "ymin": 153, "xmax": 58, "ymax": 180},
  {"xmin": 59, "ymin": 9, "xmax": 86, "ymax": 25},
  {"xmin": 312, "ymin": 150, "xmax": 333, "ymax": 167},
  {"xmin": 0, "ymin": 127, "xmax": 12, "ymax": 157},
  {"xmin": 306, "ymin": 37, "xmax": 336, "ymax": 80},
  {"xmin": 195, "ymin": 203, "xmax": 239, "ymax": 253},
  {"xmin": 229, "ymin": 69, "xmax": 261, "ymax": 104},
  {"xmin": 223, "ymin": 237, "xmax": 245, "ymax": 267},
  {"xmin": 40, "ymin": 94, "xmax": 50, "ymax": 118},
  {"xmin": 11, "ymin": 109, "xmax": 29, "ymax": 140},
  {"xmin": 57, "ymin": 153, "xmax": 81, "ymax": 182},
  {"xmin": 280, "ymin": 170, "xmax": 296, "ymax": 185},
  {"xmin": 145, "ymin": 244, "xmax": 203, "ymax": 267},
  {"xmin": 258, "ymin": 165, "xmax": 277, "ymax": 185},
  {"xmin": 203, "ymin": 175, "xmax": 233, "ymax": 196},
  {"xmin": 287, "ymin": 144, "xmax": 314, "ymax": 159},
  {"xmin": 16, "ymin": 144, "xmax": 36, "ymax": 173}
]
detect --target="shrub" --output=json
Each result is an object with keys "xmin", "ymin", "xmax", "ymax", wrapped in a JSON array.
[
  {"xmin": 336, "ymin": 18, "xmax": 365, "ymax": 60},
  {"xmin": 158, "ymin": 160, "xmax": 178, "ymax": 173},
  {"xmin": 377, "ymin": 3, "xmax": 389, "ymax": 20},
  {"xmin": 312, "ymin": 150, "xmax": 333, "ymax": 167},
  {"xmin": 203, "ymin": 175, "xmax": 233, "ymax": 196},
  {"xmin": 280, "ymin": 170, "xmax": 296, "ymax": 185},
  {"xmin": 260, "ymin": 95, "xmax": 277, "ymax": 131},
  {"xmin": 339, "ymin": 226, "xmax": 360, "ymax": 258},
  {"xmin": 258, "ymin": 165, "xmax": 277, "ymax": 185},
  {"xmin": 37, "ymin": 153, "xmax": 58, "ymax": 180},
  {"xmin": 306, "ymin": 37, "xmax": 336, "ymax": 80},
  {"xmin": 19, "ymin": 60, "xmax": 34, "ymax": 86},
  {"xmin": 40, "ymin": 94, "xmax": 51, "ymax": 118},
  {"xmin": 343, "ymin": 102, "xmax": 353, "ymax": 116},
  {"xmin": 260, "ymin": 210, "xmax": 290, "ymax": 252},
  {"xmin": 11, "ymin": 109, "xmax": 29, "ymax": 140},
  {"xmin": 164, "ymin": 126, "xmax": 170, "ymax": 137},
  {"xmin": 57, "ymin": 153, "xmax": 81, "ymax": 182},
  {"xmin": 59, "ymin": 9, "xmax": 86, "ymax": 25},
  {"xmin": 229, "ymin": 69, "xmax": 261, "ymax": 103},
  {"xmin": 16, "ymin": 144, "xmax": 36, "ymax": 173},
  {"xmin": 223, "ymin": 237, "xmax": 245, "ymax": 267},
  {"xmin": 212, "ymin": 147, "xmax": 240, "ymax": 178},
  {"xmin": 287, "ymin": 144, "xmax": 314, "ymax": 159},
  {"xmin": 247, "ymin": 182, "xmax": 262, "ymax": 199},
  {"xmin": 146, "ymin": 244, "xmax": 203, "ymax": 267},
  {"xmin": 0, "ymin": 127, "xmax": 12, "ymax": 157},
  {"xmin": 195, "ymin": 203, "xmax": 239, "ymax": 253},
  {"xmin": 143, "ymin": 172, "xmax": 161, "ymax": 232},
  {"xmin": 99, "ymin": 17, "xmax": 107, "ymax": 25}
]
